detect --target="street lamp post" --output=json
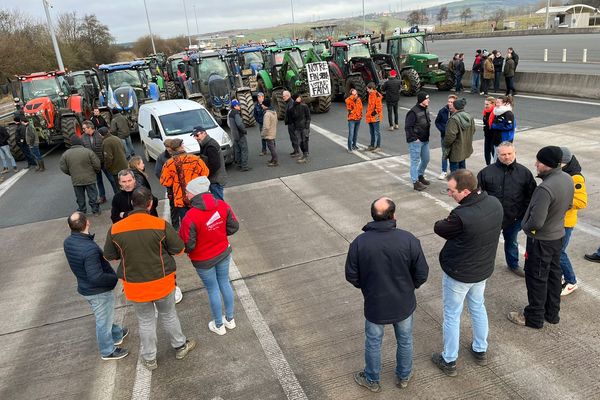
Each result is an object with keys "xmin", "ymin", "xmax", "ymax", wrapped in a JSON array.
[
  {"xmin": 545, "ymin": 0, "xmax": 551, "ymax": 29},
  {"xmin": 42, "ymin": 0, "xmax": 64, "ymax": 71},
  {"xmin": 143, "ymin": 0, "xmax": 157, "ymax": 54},
  {"xmin": 193, "ymin": 4, "xmax": 200, "ymax": 35},
  {"xmin": 291, "ymin": 0, "xmax": 296, "ymax": 41},
  {"xmin": 363, "ymin": 0, "xmax": 366, "ymax": 34},
  {"xmin": 182, "ymin": 0, "xmax": 192, "ymax": 46}
]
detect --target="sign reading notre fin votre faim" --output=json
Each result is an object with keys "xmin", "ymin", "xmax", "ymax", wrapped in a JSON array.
[{"xmin": 306, "ymin": 61, "xmax": 331, "ymax": 97}]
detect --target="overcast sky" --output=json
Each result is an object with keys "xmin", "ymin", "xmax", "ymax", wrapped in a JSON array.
[{"xmin": 5, "ymin": 0, "xmax": 448, "ymax": 42}]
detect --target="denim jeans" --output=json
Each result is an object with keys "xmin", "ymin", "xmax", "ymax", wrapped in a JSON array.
[
  {"xmin": 560, "ymin": 227, "xmax": 576, "ymax": 284},
  {"xmin": 18, "ymin": 142, "xmax": 36, "ymax": 166},
  {"xmin": 209, "ymin": 183, "xmax": 224, "ymax": 201},
  {"xmin": 471, "ymin": 72, "xmax": 480, "ymax": 93},
  {"xmin": 364, "ymin": 315, "xmax": 413, "ymax": 383},
  {"xmin": 347, "ymin": 120, "xmax": 360, "ymax": 150},
  {"xmin": 131, "ymin": 289, "xmax": 187, "ymax": 361},
  {"xmin": 455, "ymin": 73, "xmax": 463, "ymax": 92},
  {"xmin": 408, "ymin": 141, "xmax": 430, "ymax": 182},
  {"xmin": 195, "ymin": 255, "xmax": 235, "ymax": 327},
  {"xmin": 505, "ymin": 76, "xmax": 516, "ymax": 95},
  {"xmin": 0, "ymin": 145, "xmax": 17, "ymax": 168},
  {"xmin": 83, "ymin": 291, "xmax": 124, "ymax": 357},
  {"xmin": 494, "ymin": 70, "xmax": 502, "ymax": 91},
  {"xmin": 503, "ymin": 219, "xmax": 522, "ymax": 269},
  {"xmin": 74, "ymin": 184, "xmax": 99, "ymax": 213},
  {"xmin": 121, "ymin": 136, "xmax": 135, "ymax": 158},
  {"xmin": 30, "ymin": 145, "xmax": 42, "ymax": 161},
  {"xmin": 368, "ymin": 122, "xmax": 380, "ymax": 147},
  {"xmin": 440, "ymin": 137, "xmax": 447, "ymax": 173},
  {"xmin": 101, "ymin": 167, "xmax": 118, "ymax": 194},
  {"xmin": 449, "ymin": 160, "xmax": 466, "ymax": 172},
  {"xmin": 442, "ymin": 273, "xmax": 488, "ymax": 362}
]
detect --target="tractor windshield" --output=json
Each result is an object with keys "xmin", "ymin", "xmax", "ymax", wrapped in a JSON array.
[
  {"xmin": 314, "ymin": 43, "xmax": 327, "ymax": 54},
  {"xmin": 71, "ymin": 74, "xmax": 87, "ymax": 91},
  {"xmin": 21, "ymin": 78, "xmax": 63, "ymax": 102},
  {"xmin": 107, "ymin": 70, "xmax": 143, "ymax": 89},
  {"xmin": 159, "ymin": 108, "xmax": 217, "ymax": 136},
  {"xmin": 170, "ymin": 58, "xmax": 183, "ymax": 73},
  {"xmin": 400, "ymin": 37, "xmax": 426, "ymax": 55},
  {"xmin": 197, "ymin": 57, "xmax": 229, "ymax": 83},
  {"xmin": 348, "ymin": 43, "xmax": 371, "ymax": 59},
  {"xmin": 242, "ymin": 52, "xmax": 263, "ymax": 67},
  {"xmin": 288, "ymin": 50, "xmax": 304, "ymax": 67}
]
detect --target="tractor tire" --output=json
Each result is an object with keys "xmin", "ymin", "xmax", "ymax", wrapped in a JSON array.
[
  {"xmin": 400, "ymin": 68, "xmax": 420, "ymax": 96},
  {"xmin": 272, "ymin": 89, "xmax": 286, "ymax": 121},
  {"xmin": 345, "ymin": 75, "xmax": 367, "ymax": 101},
  {"xmin": 7, "ymin": 124, "xmax": 24, "ymax": 161},
  {"xmin": 191, "ymin": 94, "xmax": 207, "ymax": 108},
  {"xmin": 166, "ymin": 81, "xmax": 179, "ymax": 99},
  {"xmin": 436, "ymin": 64, "xmax": 455, "ymax": 91},
  {"xmin": 237, "ymin": 91, "xmax": 256, "ymax": 127},
  {"xmin": 257, "ymin": 78, "xmax": 269, "ymax": 97},
  {"xmin": 61, "ymin": 116, "xmax": 82, "ymax": 149},
  {"xmin": 312, "ymin": 95, "xmax": 331, "ymax": 114}
]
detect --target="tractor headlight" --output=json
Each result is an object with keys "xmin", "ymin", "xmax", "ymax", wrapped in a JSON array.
[{"xmin": 13, "ymin": 97, "xmax": 20, "ymax": 102}]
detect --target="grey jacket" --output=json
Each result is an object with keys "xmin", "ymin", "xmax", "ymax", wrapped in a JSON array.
[
  {"xmin": 24, "ymin": 124, "xmax": 38, "ymax": 146},
  {"xmin": 443, "ymin": 110, "xmax": 475, "ymax": 162},
  {"xmin": 59, "ymin": 145, "xmax": 101, "ymax": 186},
  {"xmin": 110, "ymin": 113, "xmax": 130, "ymax": 139},
  {"xmin": 81, "ymin": 131, "xmax": 104, "ymax": 163},
  {"xmin": 227, "ymin": 108, "xmax": 246, "ymax": 141},
  {"xmin": 522, "ymin": 168, "xmax": 574, "ymax": 240}
]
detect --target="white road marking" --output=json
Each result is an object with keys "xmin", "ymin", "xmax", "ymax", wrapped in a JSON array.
[
  {"xmin": 131, "ymin": 359, "xmax": 152, "ymax": 400},
  {"xmin": 574, "ymin": 221, "xmax": 600, "ymax": 238},
  {"xmin": 0, "ymin": 169, "xmax": 27, "ymax": 198},
  {"xmin": 514, "ymin": 94, "xmax": 600, "ymax": 106},
  {"xmin": 310, "ymin": 124, "xmax": 391, "ymax": 159}
]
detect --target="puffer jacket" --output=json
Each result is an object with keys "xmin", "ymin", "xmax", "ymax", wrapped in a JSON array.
[
  {"xmin": 443, "ymin": 110, "xmax": 475, "ymax": 162},
  {"xmin": 262, "ymin": 109, "xmax": 278, "ymax": 140},
  {"xmin": 160, "ymin": 152, "xmax": 209, "ymax": 208},
  {"xmin": 59, "ymin": 145, "xmax": 101, "ymax": 186},
  {"xmin": 345, "ymin": 95, "xmax": 363, "ymax": 121},
  {"xmin": 483, "ymin": 57, "xmax": 495, "ymax": 80},
  {"xmin": 82, "ymin": 131, "xmax": 104, "ymax": 163},
  {"xmin": 491, "ymin": 105, "xmax": 515, "ymax": 143},
  {"xmin": 562, "ymin": 155, "xmax": 587, "ymax": 228},
  {"xmin": 365, "ymin": 90, "xmax": 383, "ymax": 124},
  {"xmin": 179, "ymin": 192, "xmax": 239, "ymax": 269}
]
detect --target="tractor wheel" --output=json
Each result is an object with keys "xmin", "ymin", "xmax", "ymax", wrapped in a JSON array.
[
  {"xmin": 7, "ymin": 124, "xmax": 24, "ymax": 161},
  {"xmin": 191, "ymin": 95, "xmax": 207, "ymax": 108},
  {"xmin": 61, "ymin": 116, "xmax": 82, "ymax": 148},
  {"xmin": 257, "ymin": 78, "xmax": 269, "ymax": 97},
  {"xmin": 272, "ymin": 89, "xmax": 286, "ymax": 121},
  {"xmin": 400, "ymin": 68, "xmax": 420, "ymax": 96},
  {"xmin": 237, "ymin": 91, "xmax": 256, "ymax": 127},
  {"xmin": 436, "ymin": 64, "xmax": 455, "ymax": 91},
  {"xmin": 166, "ymin": 81, "xmax": 178, "ymax": 99},
  {"xmin": 312, "ymin": 95, "xmax": 331, "ymax": 114},
  {"xmin": 100, "ymin": 110, "xmax": 112, "ymax": 126},
  {"xmin": 345, "ymin": 75, "xmax": 367, "ymax": 101}
]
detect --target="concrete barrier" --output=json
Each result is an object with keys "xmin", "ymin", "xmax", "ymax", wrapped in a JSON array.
[
  {"xmin": 430, "ymin": 27, "xmax": 600, "ymax": 41},
  {"xmin": 460, "ymin": 70, "xmax": 600, "ymax": 99}
]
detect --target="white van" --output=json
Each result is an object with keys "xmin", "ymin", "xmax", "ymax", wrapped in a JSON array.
[{"xmin": 138, "ymin": 99, "xmax": 233, "ymax": 164}]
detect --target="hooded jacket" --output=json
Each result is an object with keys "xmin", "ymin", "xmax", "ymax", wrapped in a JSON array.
[
  {"xmin": 345, "ymin": 95, "xmax": 363, "ymax": 121},
  {"xmin": 110, "ymin": 113, "xmax": 130, "ymax": 139},
  {"xmin": 160, "ymin": 152, "xmax": 210, "ymax": 208},
  {"xmin": 345, "ymin": 219, "xmax": 429, "ymax": 324},
  {"xmin": 443, "ymin": 110, "xmax": 475, "ymax": 162},
  {"xmin": 562, "ymin": 156, "xmax": 587, "ymax": 228},
  {"xmin": 179, "ymin": 192, "xmax": 239, "ymax": 269},
  {"xmin": 491, "ymin": 105, "xmax": 515, "ymax": 143}
]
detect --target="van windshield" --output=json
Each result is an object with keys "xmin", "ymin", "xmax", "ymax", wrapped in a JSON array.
[{"xmin": 159, "ymin": 109, "xmax": 217, "ymax": 136}]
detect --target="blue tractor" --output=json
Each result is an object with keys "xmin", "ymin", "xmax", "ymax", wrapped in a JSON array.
[
  {"xmin": 97, "ymin": 60, "xmax": 160, "ymax": 131},
  {"xmin": 230, "ymin": 45, "xmax": 264, "ymax": 94}
]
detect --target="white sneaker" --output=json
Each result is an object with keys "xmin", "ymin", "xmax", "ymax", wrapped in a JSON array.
[
  {"xmin": 208, "ymin": 320, "xmax": 226, "ymax": 335},
  {"xmin": 175, "ymin": 286, "xmax": 183, "ymax": 304},
  {"xmin": 561, "ymin": 283, "xmax": 578, "ymax": 296},
  {"xmin": 223, "ymin": 316, "xmax": 236, "ymax": 330},
  {"xmin": 438, "ymin": 172, "xmax": 447, "ymax": 180}
]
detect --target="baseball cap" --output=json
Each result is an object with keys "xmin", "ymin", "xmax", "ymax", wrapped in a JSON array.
[
  {"xmin": 231, "ymin": 99, "xmax": 240, "ymax": 107},
  {"xmin": 190, "ymin": 126, "xmax": 207, "ymax": 136}
]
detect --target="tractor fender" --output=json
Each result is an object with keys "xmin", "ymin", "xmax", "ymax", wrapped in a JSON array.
[
  {"xmin": 257, "ymin": 70, "xmax": 273, "ymax": 90},
  {"xmin": 148, "ymin": 82, "xmax": 160, "ymax": 101},
  {"xmin": 328, "ymin": 61, "xmax": 343, "ymax": 80},
  {"xmin": 67, "ymin": 95, "xmax": 85, "ymax": 114}
]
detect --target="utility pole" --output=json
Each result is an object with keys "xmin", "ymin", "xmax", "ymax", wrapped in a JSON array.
[
  {"xmin": 183, "ymin": 0, "xmax": 192, "ymax": 46},
  {"xmin": 193, "ymin": 4, "xmax": 200, "ymax": 35},
  {"xmin": 545, "ymin": 0, "xmax": 551, "ymax": 29},
  {"xmin": 363, "ymin": 0, "xmax": 366, "ymax": 34},
  {"xmin": 42, "ymin": 0, "xmax": 64, "ymax": 71},
  {"xmin": 291, "ymin": 0, "xmax": 296, "ymax": 41},
  {"xmin": 143, "ymin": 0, "xmax": 157, "ymax": 54}
]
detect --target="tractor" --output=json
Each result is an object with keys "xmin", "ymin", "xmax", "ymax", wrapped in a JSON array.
[
  {"xmin": 97, "ymin": 60, "xmax": 161, "ymax": 132},
  {"xmin": 68, "ymin": 69, "xmax": 112, "ymax": 122},
  {"xmin": 313, "ymin": 39, "xmax": 331, "ymax": 59},
  {"xmin": 136, "ymin": 57, "xmax": 166, "ymax": 98},
  {"xmin": 183, "ymin": 50, "xmax": 256, "ymax": 127},
  {"xmin": 386, "ymin": 32, "xmax": 454, "ymax": 96},
  {"xmin": 257, "ymin": 45, "xmax": 331, "ymax": 120},
  {"xmin": 328, "ymin": 37, "xmax": 398, "ymax": 100},
  {"xmin": 229, "ymin": 45, "xmax": 264, "ymax": 94},
  {"xmin": 4, "ymin": 70, "xmax": 86, "ymax": 159}
]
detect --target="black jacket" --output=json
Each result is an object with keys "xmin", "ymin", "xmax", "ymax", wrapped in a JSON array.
[
  {"xmin": 291, "ymin": 102, "xmax": 311, "ymax": 130},
  {"xmin": 111, "ymin": 189, "xmax": 158, "ymax": 222},
  {"xmin": 199, "ymin": 136, "xmax": 227, "ymax": 186},
  {"xmin": 382, "ymin": 77, "xmax": 402, "ymax": 103},
  {"xmin": 63, "ymin": 232, "xmax": 118, "ymax": 296},
  {"xmin": 434, "ymin": 191, "xmax": 503, "ymax": 283},
  {"xmin": 0, "ymin": 125, "xmax": 8, "ymax": 146},
  {"xmin": 15, "ymin": 124, "xmax": 26, "ymax": 144},
  {"xmin": 154, "ymin": 149, "xmax": 171, "ymax": 179},
  {"xmin": 454, "ymin": 59, "xmax": 465, "ymax": 75},
  {"xmin": 493, "ymin": 56, "xmax": 504, "ymax": 72},
  {"xmin": 284, "ymin": 98, "xmax": 295, "ymax": 126},
  {"xmin": 405, "ymin": 104, "xmax": 431, "ymax": 142},
  {"xmin": 345, "ymin": 219, "xmax": 429, "ymax": 324},
  {"xmin": 91, "ymin": 115, "xmax": 108, "ymax": 129},
  {"xmin": 477, "ymin": 160, "xmax": 537, "ymax": 229}
]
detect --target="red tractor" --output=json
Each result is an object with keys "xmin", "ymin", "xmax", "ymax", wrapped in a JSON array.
[{"xmin": 6, "ymin": 71, "xmax": 87, "ymax": 159}]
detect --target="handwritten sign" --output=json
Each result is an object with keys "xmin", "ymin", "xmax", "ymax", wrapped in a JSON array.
[{"xmin": 306, "ymin": 61, "xmax": 331, "ymax": 97}]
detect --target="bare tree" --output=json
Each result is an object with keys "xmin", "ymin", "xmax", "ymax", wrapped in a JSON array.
[
  {"xmin": 460, "ymin": 7, "xmax": 473, "ymax": 25},
  {"xmin": 437, "ymin": 6, "xmax": 449, "ymax": 26},
  {"xmin": 491, "ymin": 9, "xmax": 507, "ymax": 25},
  {"xmin": 407, "ymin": 10, "xmax": 421, "ymax": 26}
]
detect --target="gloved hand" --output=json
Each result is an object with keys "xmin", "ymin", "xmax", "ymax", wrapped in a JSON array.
[{"xmin": 371, "ymin": 111, "xmax": 377, "ymax": 116}]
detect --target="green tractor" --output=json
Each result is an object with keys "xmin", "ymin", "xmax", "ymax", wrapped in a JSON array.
[
  {"xmin": 386, "ymin": 32, "xmax": 454, "ymax": 96},
  {"xmin": 257, "ymin": 45, "xmax": 331, "ymax": 120}
]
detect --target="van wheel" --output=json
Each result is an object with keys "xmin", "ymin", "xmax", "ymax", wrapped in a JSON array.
[{"xmin": 143, "ymin": 143, "xmax": 153, "ymax": 162}]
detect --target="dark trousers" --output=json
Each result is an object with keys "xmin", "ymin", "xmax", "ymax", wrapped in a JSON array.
[
  {"xmin": 74, "ymin": 184, "xmax": 99, "ymax": 213},
  {"xmin": 287, "ymin": 124, "xmax": 299, "ymax": 153},
  {"xmin": 166, "ymin": 188, "xmax": 177, "ymax": 228},
  {"xmin": 483, "ymin": 135, "xmax": 495, "ymax": 165},
  {"xmin": 173, "ymin": 206, "xmax": 190, "ymax": 230},
  {"xmin": 455, "ymin": 73, "xmax": 463, "ymax": 92},
  {"xmin": 258, "ymin": 123, "xmax": 267, "ymax": 153},
  {"xmin": 18, "ymin": 142, "xmax": 36, "ymax": 166},
  {"xmin": 505, "ymin": 76, "xmax": 516, "ymax": 95},
  {"xmin": 386, "ymin": 101, "xmax": 398, "ymax": 127},
  {"xmin": 481, "ymin": 78, "xmax": 492, "ymax": 94},
  {"xmin": 296, "ymin": 128, "xmax": 309, "ymax": 156},
  {"xmin": 524, "ymin": 237, "xmax": 563, "ymax": 329},
  {"xmin": 233, "ymin": 136, "xmax": 249, "ymax": 168},
  {"xmin": 449, "ymin": 160, "xmax": 466, "ymax": 172},
  {"xmin": 494, "ymin": 70, "xmax": 502, "ymax": 91},
  {"xmin": 266, "ymin": 139, "xmax": 277, "ymax": 163}
]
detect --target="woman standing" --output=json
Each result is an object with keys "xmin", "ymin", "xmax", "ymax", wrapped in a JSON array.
[
  {"xmin": 491, "ymin": 96, "xmax": 516, "ymax": 147},
  {"xmin": 366, "ymin": 83, "xmax": 383, "ymax": 152},
  {"xmin": 482, "ymin": 96, "xmax": 496, "ymax": 165},
  {"xmin": 128, "ymin": 156, "xmax": 158, "ymax": 216}
]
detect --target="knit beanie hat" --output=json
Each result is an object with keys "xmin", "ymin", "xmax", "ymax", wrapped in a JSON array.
[
  {"xmin": 417, "ymin": 92, "xmax": 429, "ymax": 104},
  {"xmin": 536, "ymin": 146, "xmax": 562, "ymax": 168},
  {"xmin": 454, "ymin": 98, "xmax": 466, "ymax": 110},
  {"xmin": 559, "ymin": 147, "xmax": 572, "ymax": 164},
  {"xmin": 186, "ymin": 176, "xmax": 210, "ymax": 196}
]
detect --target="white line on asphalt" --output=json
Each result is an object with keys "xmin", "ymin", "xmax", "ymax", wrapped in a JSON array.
[
  {"xmin": 131, "ymin": 360, "xmax": 152, "ymax": 400},
  {"xmin": 310, "ymin": 124, "xmax": 392, "ymax": 159},
  {"xmin": 229, "ymin": 259, "xmax": 308, "ymax": 400},
  {"xmin": 101, "ymin": 304, "xmax": 126, "ymax": 400},
  {"xmin": 573, "ymin": 221, "xmax": 600, "ymax": 239},
  {"xmin": 0, "ymin": 169, "xmax": 27, "ymax": 198},
  {"xmin": 514, "ymin": 94, "xmax": 600, "ymax": 106}
]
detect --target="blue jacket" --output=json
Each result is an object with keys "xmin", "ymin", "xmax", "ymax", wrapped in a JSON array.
[
  {"xmin": 491, "ymin": 107, "xmax": 515, "ymax": 142},
  {"xmin": 253, "ymin": 102, "xmax": 265, "ymax": 125},
  {"xmin": 64, "ymin": 232, "xmax": 118, "ymax": 296},
  {"xmin": 435, "ymin": 105, "xmax": 450, "ymax": 137}
]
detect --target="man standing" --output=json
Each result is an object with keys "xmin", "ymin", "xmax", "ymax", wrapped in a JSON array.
[
  {"xmin": 432, "ymin": 169, "xmax": 503, "ymax": 376},
  {"xmin": 253, "ymin": 92, "xmax": 266, "ymax": 156},
  {"xmin": 14, "ymin": 117, "xmax": 36, "ymax": 169},
  {"xmin": 366, "ymin": 83, "xmax": 383, "ymax": 152},
  {"xmin": 59, "ymin": 136, "xmax": 101, "ymax": 216},
  {"xmin": 101, "ymin": 126, "xmax": 128, "ymax": 186},
  {"xmin": 454, "ymin": 53, "xmax": 465, "ymax": 93},
  {"xmin": 478, "ymin": 142, "xmax": 537, "ymax": 277},
  {"xmin": 111, "ymin": 169, "xmax": 158, "ymax": 222},
  {"xmin": 104, "ymin": 187, "xmax": 196, "ymax": 370},
  {"xmin": 382, "ymin": 70, "xmax": 402, "ymax": 131},
  {"xmin": 504, "ymin": 53, "xmax": 516, "ymax": 96},
  {"xmin": 507, "ymin": 47, "xmax": 519, "ymax": 70},
  {"xmin": 470, "ymin": 50, "xmax": 482, "ymax": 94},
  {"xmin": 23, "ymin": 118, "xmax": 44, "ymax": 171},
  {"xmin": 443, "ymin": 98, "xmax": 475, "ymax": 172},
  {"xmin": 110, "ymin": 109, "xmax": 134, "ymax": 159},
  {"xmin": 192, "ymin": 126, "xmax": 227, "ymax": 200},
  {"xmin": 0, "ymin": 124, "xmax": 18, "ymax": 173},
  {"xmin": 492, "ymin": 50, "xmax": 504, "ymax": 92},
  {"xmin": 405, "ymin": 92, "xmax": 431, "ymax": 191},
  {"xmin": 508, "ymin": 146, "xmax": 574, "ymax": 329},
  {"xmin": 434, "ymin": 95, "xmax": 457, "ymax": 180},
  {"xmin": 82, "ymin": 121, "xmax": 115, "ymax": 204},
  {"xmin": 345, "ymin": 88, "xmax": 363, "ymax": 152},
  {"xmin": 291, "ymin": 94, "xmax": 311, "ymax": 164},
  {"xmin": 283, "ymin": 90, "xmax": 300, "ymax": 157},
  {"xmin": 91, "ymin": 107, "xmax": 108, "ymax": 129},
  {"xmin": 261, "ymin": 98, "xmax": 278, "ymax": 166},
  {"xmin": 228, "ymin": 99, "xmax": 251, "ymax": 171},
  {"xmin": 64, "ymin": 211, "xmax": 129, "ymax": 360},
  {"xmin": 346, "ymin": 197, "xmax": 429, "ymax": 392},
  {"xmin": 481, "ymin": 51, "xmax": 494, "ymax": 95}
]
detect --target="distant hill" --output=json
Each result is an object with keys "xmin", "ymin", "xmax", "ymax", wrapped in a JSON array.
[{"xmin": 412, "ymin": 0, "xmax": 542, "ymax": 22}]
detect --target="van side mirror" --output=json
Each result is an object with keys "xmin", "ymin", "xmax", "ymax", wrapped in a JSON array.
[{"xmin": 148, "ymin": 129, "xmax": 161, "ymax": 139}]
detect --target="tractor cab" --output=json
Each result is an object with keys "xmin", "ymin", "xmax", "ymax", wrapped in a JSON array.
[
  {"xmin": 313, "ymin": 40, "xmax": 331, "ymax": 59},
  {"xmin": 233, "ymin": 46, "xmax": 264, "ymax": 93}
]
